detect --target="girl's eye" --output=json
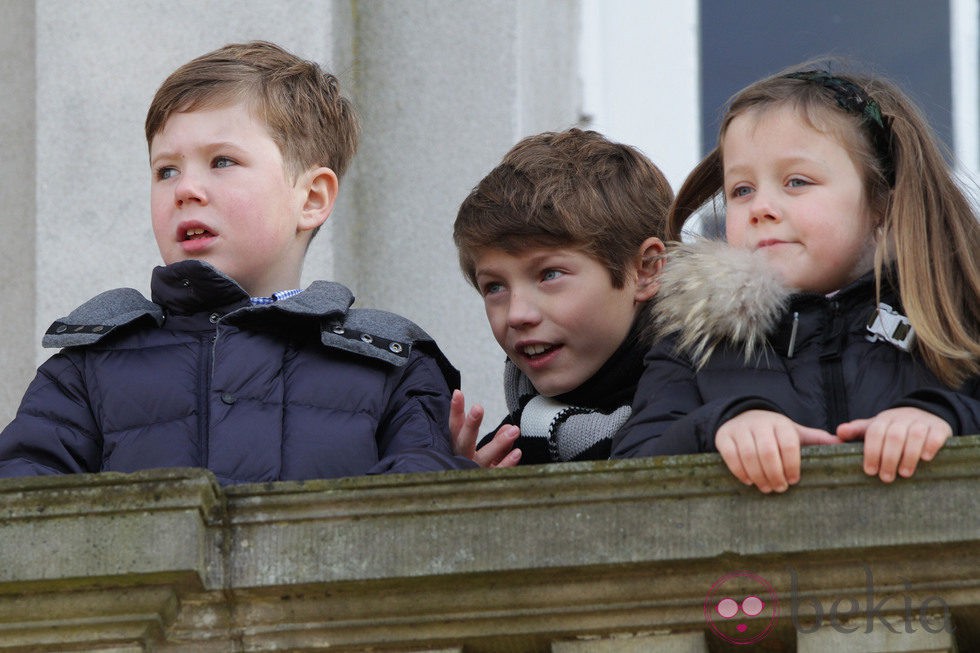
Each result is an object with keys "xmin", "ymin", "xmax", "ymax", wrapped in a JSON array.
[
  {"xmin": 730, "ymin": 185, "xmax": 752, "ymax": 198},
  {"xmin": 213, "ymin": 156, "xmax": 236, "ymax": 169},
  {"xmin": 787, "ymin": 177, "xmax": 810, "ymax": 188},
  {"xmin": 156, "ymin": 166, "xmax": 177, "ymax": 181},
  {"xmin": 542, "ymin": 269, "xmax": 563, "ymax": 281}
]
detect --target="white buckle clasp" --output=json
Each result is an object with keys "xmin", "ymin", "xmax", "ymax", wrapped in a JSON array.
[{"xmin": 866, "ymin": 302, "xmax": 915, "ymax": 352}]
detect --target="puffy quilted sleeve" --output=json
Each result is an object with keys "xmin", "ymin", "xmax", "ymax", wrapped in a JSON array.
[
  {"xmin": 368, "ymin": 347, "xmax": 478, "ymax": 474},
  {"xmin": 0, "ymin": 352, "xmax": 103, "ymax": 477}
]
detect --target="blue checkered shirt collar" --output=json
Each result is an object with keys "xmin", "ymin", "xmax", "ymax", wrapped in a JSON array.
[{"xmin": 249, "ymin": 288, "xmax": 303, "ymax": 306}]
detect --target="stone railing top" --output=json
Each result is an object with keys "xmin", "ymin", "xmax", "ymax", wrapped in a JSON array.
[
  {"xmin": 0, "ymin": 437, "xmax": 977, "ymax": 651},
  {"xmin": 0, "ymin": 435, "xmax": 977, "ymax": 589}
]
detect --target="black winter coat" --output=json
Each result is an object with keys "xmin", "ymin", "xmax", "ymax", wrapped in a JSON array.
[
  {"xmin": 612, "ymin": 243, "xmax": 980, "ymax": 458},
  {"xmin": 0, "ymin": 261, "xmax": 476, "ymax": 483}
]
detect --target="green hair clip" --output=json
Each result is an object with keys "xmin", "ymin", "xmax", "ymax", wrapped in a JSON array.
[{"xmin": 785, "ymin": 70, "xmax": 894, "ymax": 185}]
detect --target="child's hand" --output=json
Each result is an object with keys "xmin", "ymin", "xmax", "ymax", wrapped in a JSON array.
[
  {"xmin": 450, "ymin": 390, "xmax": 522, "ymax": 468},
  {"xmin": 716, "ymin": 410, "xmax": 841, "ymax": 493},
  {"xmin": 836, "ymin": 407, "xmax": 951, "ymax": 483}
]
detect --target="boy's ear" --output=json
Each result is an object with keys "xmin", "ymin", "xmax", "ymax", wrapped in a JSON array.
[
  {"xmin": 633, "ymin": 236, "xmax": 666, "ymax": 302},
  {"xmin": 297, "ymin": 166, "xmax": 339, "ymax": 234}
]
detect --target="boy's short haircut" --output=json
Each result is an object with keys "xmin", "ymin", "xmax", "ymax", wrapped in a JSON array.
[
  {"xmin": 145, "ymin": 41, "xmax": 359, "ymax": 181},
  {"xmin": 453, "ymin": 128, "xmax": 673, "ymax": 288}
]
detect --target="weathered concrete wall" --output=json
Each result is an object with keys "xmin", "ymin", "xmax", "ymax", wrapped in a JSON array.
[
  {"xmin": 0, "ymin": 0, "xmax": 36, "ymax": 428},
  {"xmin": 0, "ymin": 437, "xmax": 976, "ymax": 651}
]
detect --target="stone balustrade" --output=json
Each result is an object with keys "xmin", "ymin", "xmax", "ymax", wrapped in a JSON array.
[{"xmin": 0, "ymin": 436, "xmax": 978, "ymax": 652}]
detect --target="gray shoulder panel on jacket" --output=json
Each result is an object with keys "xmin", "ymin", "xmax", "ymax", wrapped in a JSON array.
[
  {"xmin": 320, "ymin": 308, "xmax": 433, "ymax": 367},
  {"xmin": 271, "ymin": 280, "xmax": 354, "ymax": 317},
  {"xmin": 43, "ymin": 288, "xmax": 163, "ymax": 348}
]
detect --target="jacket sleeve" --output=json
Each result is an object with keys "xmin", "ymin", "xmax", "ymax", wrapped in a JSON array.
[
  {"xmin": 367, "ymin": 348, "xmax": 478, "ymax": 475},
  {"xmin": 0, "ymin": 352, "xmax": 103, "ymax": 477},
  {"xmin": 893, "ymin": 379, "xmax": 980, "ymax": 436},
  {"xmin": 610, "ymin": 341, "xmax": 782, "ymax": 458}
]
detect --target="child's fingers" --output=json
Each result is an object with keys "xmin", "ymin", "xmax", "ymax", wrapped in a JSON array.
[
  {"xmin": 861, "ymin": 418, "xmax": 886, "ymax": 477},
  {"xmin": 451, "ymin": 398, "xmax": 485, "ymax": 459},
  {"xmin": 738, "ymin": 431, "xmax": 779, "ymax": 493},
  {"xmin": 716, "ymin": 431, "xmax": 753, "ymax": 487},
  {"xmin": 449, "ymin": 390, "xmax": 466, "ymax": 442},
  {"xmin": 895, "ymin": 424, "xmax": 949, "ymax": 480},
  {"xmin": 752, "ymin": 427, "xmax": 792, "ymax": 492},
  {"xmin": 919, "ymin": 424, "xmax": 951, "ymax": 462},
  {"xmin": 836, "ymin": 418, "xmax": 870, "ymax": 442},
  {"xmin": 472, "ymin": 425, "xmax": 518, "ymax": 468},
  {"xmin": 875, "ymin": 422, "xmax": 908, "ymax": 483},
  {"xmin": 896, "ymin": 421, "xmax": 930, "ymax": 478},
  {"xmin": 775, "ymin": 425, "xmax": 802, "ymax": 486},
  {"xmin": 716, "ymin": 412, "xmax": 807, "ymax": 493},
  {"xmin": 494, "ymin": 447, "xmax": 522, "ymax": 468},
  {"xmin": 798, "ymin": 426, "xmax": 842, "ymax": 446},
  {"xmin": 860, "ymin": 408, "xmax": 952, "ymax": 482}
]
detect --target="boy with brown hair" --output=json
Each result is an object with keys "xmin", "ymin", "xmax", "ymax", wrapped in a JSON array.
[
  {"xmin": 451, "ymin": 128, "xmax": 672, "ymax": 466},
  {"xmin": 0, "ymin": 41, "xmax": 474, "ymax": 483}
]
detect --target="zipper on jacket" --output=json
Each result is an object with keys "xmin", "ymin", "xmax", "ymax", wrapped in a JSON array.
[
  {"xmin": 819, "ymin": 300, "xmax": 849, "ymax": 431},
  {"xmin": 197, "ymin": 334, "xmax": 216, "ymax": 468}
]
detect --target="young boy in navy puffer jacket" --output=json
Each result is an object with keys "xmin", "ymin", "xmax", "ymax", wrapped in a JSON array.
[{"xmin": 0, "ymin": 41, "xmax": 475, "ymax": 484}]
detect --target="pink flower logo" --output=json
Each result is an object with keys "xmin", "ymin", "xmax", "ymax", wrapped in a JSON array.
[{"xmin": 704, "ymin": 571, "xmax": 779, "ymax": 645}]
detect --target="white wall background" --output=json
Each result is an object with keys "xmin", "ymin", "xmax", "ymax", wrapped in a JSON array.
[
  {"xmin": 579, "ymin": 0, "xmax": 700, "ymax": 191},
  {"xmin": 952, "ymin": 0, "xmax": 980, "ymax": 199}
]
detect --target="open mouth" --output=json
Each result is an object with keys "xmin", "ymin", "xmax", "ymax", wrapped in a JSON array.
[
  {"xmin": 182, "ymin": 227, "xmax": 215, "ymax": 241},
  {"xmin": 521, "ymin": 343, "xmax": 559, "ymax": 358}
]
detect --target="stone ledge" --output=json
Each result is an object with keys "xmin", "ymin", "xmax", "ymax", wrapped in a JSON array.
[
  {"xmin": 0, "ymin": 469, "xmax": 221, "ymax": 592},
  {"xmin": 224, "ymin": 437, "xmax": 980, "ymax": 585},
  {"xmin": 0, "ymin": 436, "xmax": 976, "ymax": 651}
]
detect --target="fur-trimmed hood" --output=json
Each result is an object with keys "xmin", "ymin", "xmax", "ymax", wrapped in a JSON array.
[{"xmin": 647, "ymin": 240, "xmax": 796, "ymax": 367}]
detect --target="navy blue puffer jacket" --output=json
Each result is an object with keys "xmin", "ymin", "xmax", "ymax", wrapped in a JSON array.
[{"xmin": 0, "ymin": 261, "xmax": 476, "ymax": 484}]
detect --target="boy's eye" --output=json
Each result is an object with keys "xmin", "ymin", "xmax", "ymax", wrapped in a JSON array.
[
  {"xmin": 212, "ymin": 156, "xmax": 236, "ymax": 169},
  {"xmin": 156, "ymin": 166, "xmax": 178, "ymax": 181},
  {"xmin": 481, "ymin": 281, "xmax": 504, "ymax": 296},
  {"xmin": 787, "ymin": 177, "xmax": 810, "ymax": 188},
  {"xmin": 541, "ymin": 269, "xmax": 563, "ymax": 281}
]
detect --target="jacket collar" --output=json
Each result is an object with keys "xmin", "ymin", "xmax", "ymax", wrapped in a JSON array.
[
  {"xmin": 150, "ymin": 260, "xmax": 354, "ymax": 320},
  {"xmin": 647, "ymin": 240, "xmax": 884, "ymax": 367}
]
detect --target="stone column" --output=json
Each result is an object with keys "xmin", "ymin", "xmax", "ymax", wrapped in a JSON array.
[
  {"xmin": 342, "ymin": 0, "xmax": 581, "ymax": 424},
  {"xmin": 0, "ymin": 0, "xmax": 37, "ymax": 425}
]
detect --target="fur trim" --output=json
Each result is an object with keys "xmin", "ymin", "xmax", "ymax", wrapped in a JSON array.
[{"xmin": 648, "ymin": 240, "xmax": 795, "ymax": 368}]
